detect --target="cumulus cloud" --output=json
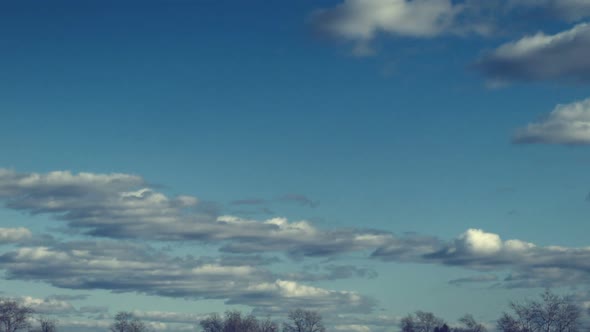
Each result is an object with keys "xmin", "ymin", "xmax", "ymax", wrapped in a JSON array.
[
  {"xmin": 0, "ymin": 227, "xmax": 32, "ymax": 244},
  {"xmin": 419, "ymin": 229, "xmax": 590, "ymax": 288},
  {"xmin": 512, "ymin": 97, "xmax": 590, "ymax": 144},
  {"xmin": 475, "ymin": 23, "xmax": 590, "ymax": 83}
]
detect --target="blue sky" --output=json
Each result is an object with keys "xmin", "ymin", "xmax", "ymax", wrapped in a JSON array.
[{"xmin": 1, "ymin": 1, "xmax": 590, "ymax": 331}]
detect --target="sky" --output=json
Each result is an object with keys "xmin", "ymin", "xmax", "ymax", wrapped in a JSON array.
[{"xmin": 1, "ymin": 0, "xmax": 590, "ymax": 331}]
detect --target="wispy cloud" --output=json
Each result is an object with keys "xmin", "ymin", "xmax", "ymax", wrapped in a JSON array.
[
  {"xmin": 448, "ymin": 274, "xmax": 499, "ymax": 286},
  {"xmin": 308, "ymin": 0, "xmax": 494, "ymax": 56},
  {"xmin": 278, "ymin": 194, "xmax": 319, "ymax": 208},
  {"xmin": 475, "ymin": 23, "xmax": 590, "ymax": 84}
]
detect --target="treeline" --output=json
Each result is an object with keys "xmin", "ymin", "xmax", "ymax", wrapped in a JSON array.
[{"xmin": 0, "ymin": 290, "xmax": 586, "ymax": 332}]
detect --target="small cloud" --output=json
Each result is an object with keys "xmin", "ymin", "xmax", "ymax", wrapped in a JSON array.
[
  {"xmin": 507, "ymin": 209, "xmax": 518, "ymax": 216},
  {"xmin": 279, "ymin": 194, "xmax": 319, "ymax": 208},
  {"xmin": 512, "ymin": 97, "xmax": 590, "ymax": 145},
  {"xmin": 449, "ymin": 274, "xmax": 499, "ymax": 286},
  {"xmin": 230, "ymin": 199, "xmax": 267, "ymax": 206}
]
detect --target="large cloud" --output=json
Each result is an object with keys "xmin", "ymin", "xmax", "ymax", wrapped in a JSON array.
[
  {"xmin": 0, "ymin": 169, "xmax": 402, "ymax": 259},
  {"xmin": 3, "ymin": 168, "xmax": 590, "ymax": 294},
  {"xmin": 425, "ymin": 229, "xmax": 590, "ymax": 288},
  {"xmin": 370, "ymin": 227, "xmax": 590, "ymax": 288},
  {"xmin": 474, "ymin": 23, "xmax": 590, "ymax": 83},
  {"xmin": 0, "ymin": 239, "xmax": 375, "ymax": 315},
  {"xmin": 512, "ymin": 97, "xmax": 590, "ymax": 144}
]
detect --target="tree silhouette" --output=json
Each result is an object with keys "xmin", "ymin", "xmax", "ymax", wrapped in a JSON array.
[
  {"xmin": 497, "ymin": 290, "xmax": 581, "ymax": 332},
  {"xmin": 0, "ymin": 297, "xmax": 34, "ymax": 332},
  {"xmin": 110, "ymin": 312, "xmax": 148, "ymax": 332},
  {"xmin": 401, "ymin": 311, "xmax": 446, "ymax": 332},
  {"xmin": 30, "ymin": 317, "xmax": 57, "ymax": 332},
  {"xmin": 282, "ymin": 309, "xmax": 325, "ymax": 332}
]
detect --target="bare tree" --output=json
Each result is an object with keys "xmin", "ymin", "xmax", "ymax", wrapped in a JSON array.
[
  {"xmin": 30, "ymin": 317, "xmax": 57, "ymax": 332},
  {"xmin": 110, "ymin": 312, "xmax": 148, "ymax": 332},
  {"xmin": 402, "ymin": 311, "xmax": 446, "ymax": 332},
  {"xmin": 497, "ymin": 290, "xmax": 581, "ymax": 332},
  {"xmin": 457, "ymin": 314, "xmax": 486, "ymax": 332},
  {"xmin": 258, "ymin": 317, "xmax": 279, "ymax": 332},
  {"xmin": 200, "ymin": 312, "xmax": 278, "ymax": 332},
  {"xmin": 222, "ymin": 311, "xmax": 258, "ymax": 332},
  {"xmin": 200, "ymin": 313, "xmax": 223, "ymax": 332},
  {"xmin": 0, "ymin": 297, "xmax": 34, "ymax": 332},
  {"xmin": 282, "ymin": 309, "xmax": 325, "ymax": 332}
]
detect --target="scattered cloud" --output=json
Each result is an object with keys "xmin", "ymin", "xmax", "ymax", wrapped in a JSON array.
[
  {"xmin": 475, "ymin": 23, "xmax": 590, "ymax": 84},
  {"xmin": 513, "ymin": 97, "xmax": 590, "ymax": 144}
]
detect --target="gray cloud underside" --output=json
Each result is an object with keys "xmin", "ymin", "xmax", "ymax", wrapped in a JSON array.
[
  {"xmin": 0, "ymin": 169, "xmax": 407, "ymax": 259},
  {"xmin": 475, "ymin": 23, "xmax": 590, "ymax": 83},
  {"xmin": 2, "ymin": 169, "xmax": 590, "ymax": 297},
  {"xmin": 0, "ymin": 239, "xmax": 375, "ymax": 315}
]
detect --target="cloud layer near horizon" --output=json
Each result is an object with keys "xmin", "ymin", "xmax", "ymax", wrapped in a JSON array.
[{"xmin": 2, "ymin": 169, "xmax": 590, "ymax": 292}]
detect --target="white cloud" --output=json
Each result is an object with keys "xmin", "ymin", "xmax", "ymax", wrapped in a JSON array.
[
  {"xmin": 455, "ymin": 229, "xmax": 503, "ymax": 255},
  {"xmin": 309, "ymin": 0, "xmax": 500, "ymax": 56},
  {"xmin": 513, "ymin": 97, "xmax": 590, "ymax": 144},
  {"xmin": 0, "ymin": 227, "xmax": 32, "ymax": 243},
  {"xmin": 311, "ymin": 0, "xmax": 458, "ymax": 40}
]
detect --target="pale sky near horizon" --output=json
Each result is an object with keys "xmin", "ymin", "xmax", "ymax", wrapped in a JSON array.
[{"xmin": 1, "ymin": 1, "xmax": 590, "ymax": 331}]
